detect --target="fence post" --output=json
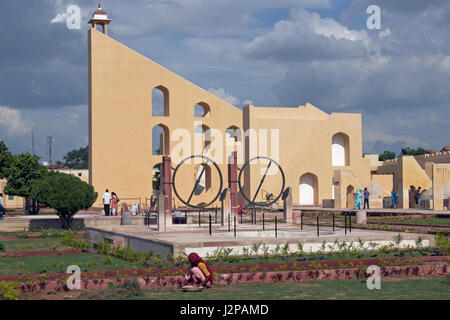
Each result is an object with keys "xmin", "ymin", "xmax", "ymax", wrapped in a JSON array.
[
  {"xmin": 199, "ymin": 210, "xmax": 201, "ymax": 227},
  {"xmin": 228, "ymin": 214, "xmax": 231, "ymax": 232},
  {"xmin": 317, "ymin": 216, "xmax": 319, "ymax": 237},
  {"xmin": 234, "ymin": 216, "xmax": 236, "ymax": 238},
  {"xmin": 209, "ymin": 214, "xmax": 212, "ymax": 236},
  {"xmin": 344, "ymin": 213, "xmax": 347, "ymax": 235},
  {"xmin": 275, "ymin": 216, "xmax": 278, "ymax": 238},
  {"xmin": 332, "ymin": 213, "xmax": 335, "ymax": 231},
  {"xmin": 300, "ymin": 212, "xmax": 303, "ymax": 230},
  {"xmin": 262, "ymin": 211, "xmax": 265, "ymax": 231},
  {"xmin": 349, "ymin": 212, "xmax": 352, "ymax": 233}
]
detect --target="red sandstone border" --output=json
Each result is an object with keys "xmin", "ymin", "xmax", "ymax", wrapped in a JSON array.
[
  {"xmin": 16, "ymin": 263, "xmax": 448, "ymax": 294},
  {"xmin": 2, "ymin": 249, "xmax": 84, "ymax": 258},
  {"xmin": 2, "ymin": 255, "xmax": 448, "ymax": 283}
]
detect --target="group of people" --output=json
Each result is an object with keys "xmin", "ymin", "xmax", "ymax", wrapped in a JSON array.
[
  {"xmin": 102, "ymin": 189, "xmax": 120, "ymax": 216},
  {"xmin": 354, "ymin": 187, "xmax": 420, "ymax": 209},
  {"xmin": 353, "ymin": 188, "xmax": 371, "ymax": 210}
]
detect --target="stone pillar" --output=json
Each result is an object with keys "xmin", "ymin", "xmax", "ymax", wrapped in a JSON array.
[
  {"xmin": 159, "ymin": 156, "xmax": 173, "ymax": 231},
  {"xmin": 283, "ymin": 187, "xmax": 293, "ymax": 224},
  {"xmin": 228, "ymin": 151, "xmax": 239, "ymax": 225},
  {"xmin": 356, "ymin": 211, "xmax": 367, "ymax": 224},
  {"xmin": 221, "ymin": 188, "xmax": 231, "ymax": 226}
]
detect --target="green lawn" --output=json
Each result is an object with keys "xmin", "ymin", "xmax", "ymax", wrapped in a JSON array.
[
  {"xmin": 0, "ymin": 253, "xmax": 142, "ymax": 276},
  {"xmin": 372, "ymin": 217, "xmax": 450, "ymax": 226},
  {"xmin": 74, "ymin": 277, "xmax": 450, "ymax": 300},
  {"xmin": 1, "ymin": 238, "xmax": 73, "ymax": 252}
]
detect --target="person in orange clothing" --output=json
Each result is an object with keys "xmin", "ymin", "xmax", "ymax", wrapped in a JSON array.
[
  {"xmin": 182, "ymin": 252, "xmax": 213, "ymax": 288},
  {"xmin": 110, "ymin": 192, "xmax": 119, "ymax": 216}
]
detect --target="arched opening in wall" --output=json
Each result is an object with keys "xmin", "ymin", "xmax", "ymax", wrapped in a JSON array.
[
  {"xmin": 299, "ymin": 173, "xmax": 318, "ymax": 205},
  {"xmin": 346, "ymin": 185, "xmax": 354, "ymax": 208},
  {"xmin": 152, "ymin": 164, "xmax": 161, "ymax": 195},
  {"xmin": 152, "ymin": 124, "xmax": 170, "ymax": 155},
  {"xmin": 194, "ymin": 124, "xmax": 211, "ymax": 150},
  {"xmin": 152, "ymin": 86, "xmax": 169, "ymax": 117},
  {"xmin": 193, "ymin": 163, "xmax": 212, "ymax": 195},
  {"xmin": 194, "ymin": 102, "xmax": 211, "ymax": 118},
  {"xmin": 443, "ymin": 183, "xmax": 450, "ymax": 210},
  {"xmin": 225, "ymin": 126, "xmax": 242, "ymax": 142},
  {"xmin": 332, "ymin": 133, "xmax": 350, "ymax": 166}
]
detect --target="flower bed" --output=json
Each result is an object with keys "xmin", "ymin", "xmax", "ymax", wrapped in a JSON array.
[
  {"xmin": 15, "ymin": 262, "xmax": 448, "ymax": 294},
  {"xmin": 2, "ymin": 255, "xmax": 448, "ymax": 284}
]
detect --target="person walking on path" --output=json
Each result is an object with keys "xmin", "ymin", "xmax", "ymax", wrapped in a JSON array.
[
  {"xmin": 0, "ymin": 193, "xmax": 6, "ymax": 219},
  {"xmin": 391, "ymin": 189, "xmax": 397, "ymax": 208},
  {"xmin": 102, "ymin": 189, "xmax": 111, "ymax": 216},
  {"xmin": 354, "ymin": 189, "xmax": 363, "ymax": 210},
  {"xmin": 363, "ymin": 188, "xmax": 370, "ymax": 209}
]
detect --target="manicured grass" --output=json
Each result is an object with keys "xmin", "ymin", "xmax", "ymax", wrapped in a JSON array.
[
  {"xmin": 1, "ymin": 238, "xmax": 73, "ymax": 252},
  {"xmin": 72, "ymin": 277, "xmax": 450, "ymax": 300},
  {"xmin": 0, "ymin": 253, "xmax": 141, "ymax": 276},
  {"xmin": 372, "ymin": 217, "xmax": 450, "ymax": 226}
]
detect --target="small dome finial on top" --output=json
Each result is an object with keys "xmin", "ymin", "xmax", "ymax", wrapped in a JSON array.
[{"xmin": 89, "ymin": 4, "xmax": 112, "ymax": 35}]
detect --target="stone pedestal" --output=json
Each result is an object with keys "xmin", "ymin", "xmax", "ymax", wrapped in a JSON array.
[
  {"xmin": 221, "ymin": 188, "xmax": 231, "ymax": 226},
  {"xmin": 227, "ymin": 152, "xmax": 239, "ymax": 226},
  {"xmin": 121, "ymin": 212, "xmax": 132, "ymax": 225},
  {"xmin": 356, "ymin": 211, "xmax": 367, "ymax": 225},
  {"xmin": 283, "ymin": 187, "xmax": 293, "ymax": 223}
]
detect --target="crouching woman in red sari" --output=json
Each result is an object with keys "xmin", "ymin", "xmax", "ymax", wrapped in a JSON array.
[{"xmin": 182, "ymin": 253, "xmax": 214, "ymax": 288}]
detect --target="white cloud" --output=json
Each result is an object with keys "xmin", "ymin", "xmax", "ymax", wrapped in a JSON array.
[
  {"xmin": 379, "ymin": 28, "xmax": 391, "ymax": 39},
  {"xmin": 442, "ymin": 56, "xmax": 450, "ymax": 74},
  {"xmin": 0, "ymin": 106, "xmax": 33, "ymax": 135},
  {"xmin": 51, "ymin": 12, "xmax": 68, "ymax": 24},
  {"xmin": 244, "ymin": 9, "xmax": 369, "ymax": 62},
  {"xmin": 243, "ymin": 100, "xmax": 254, "ymax": 106},
  {"xmin": 207, "ymin": 88, "xmax": 240, "ymax": 106},
  {"xmin": 363, "ymin": 126, "xmax": 429, "ymax": 147}
]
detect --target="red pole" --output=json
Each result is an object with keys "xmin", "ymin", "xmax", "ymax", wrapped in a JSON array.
[
  {"xmin": 163, "ymin": 156, "xmax": 172, "ymax": 216},
  {"xmin": 228, "ymin": 151, "xmax": 238, "ymax": 223}
]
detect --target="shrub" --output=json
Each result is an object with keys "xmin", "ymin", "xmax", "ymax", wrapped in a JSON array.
[
  {"xmin": 435, "ymin": 235, "xmax": 449, "ymax": 255},
  {"xmin": 0, "ymin": 242, "xmax": 4, "ymax": 252},
  {"xmin": 30, "ymin": 172, "xmax": 98, "ymax": 229},
  {"xmin": 0, "ymin": 281, "xmax": 20, "ymax": 300},
  {"xmin": 61, "ymin": 233, "xmax": 91, "ymax": 250}
]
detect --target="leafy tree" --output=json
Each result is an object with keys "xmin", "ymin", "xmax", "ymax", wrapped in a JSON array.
[
  {"xmin": 378, "ymin": 151, "xmax": 396, "ymax": 161},
  {"xmin": 63, "ymin": 146, "xmax": 88, "ymax": 169},
  {"xmin": 153, "ymin": 164, "xmax": 161, "ymax": 193},
  {"xmin": 30, "ymin": 172, "xmax": 98, "ymax": 229},
  {"xmin": 0, "ymin": 141, "xmax": 13, "ymax": 179},
  {"xmin": 401, "ymin": 147, "xmax": 429, "ymax": 156},
  {"xmin": 4, "ymin": 153, "xmax": 47, "ymax": 198}
]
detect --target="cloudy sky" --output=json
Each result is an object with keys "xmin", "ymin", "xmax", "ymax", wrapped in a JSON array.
[{"xmin": 0, "ymin": 0, "xmax": 449, "ymax": 162}]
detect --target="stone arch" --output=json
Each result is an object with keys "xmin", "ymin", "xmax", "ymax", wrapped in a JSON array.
[
  {"xmin": 299, "ymin": 173, "xmax": 318, "ymax": 205},
  {"xmin": 194, "ymin": 124, "xmax": 211, "ymax": 150},
  {"xmin": 194, "ymin": 102, "xmax": 211, "ymax": 118},
  {"xmin": 332, "ymin": 133, "xmax": 350, "ymax": 166},
  {"xmin": 152, "ymin": 86, "xmax": 169, "ymax": 116},
  {"xmin": 225, "ymin": 125, "xmax": 243, "ymax": 142},
  {"xmin": 152, "ymin": 124, "xmax": 170, "ymax": 155}
]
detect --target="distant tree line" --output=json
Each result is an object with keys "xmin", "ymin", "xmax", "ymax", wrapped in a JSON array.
[
  {"xmin": 0, "ymin": 141, "xmax": 97, "ymax": 228},
  {"xmin": 378, "ymin": 147, "xmax": 431, "ymax": 161}
]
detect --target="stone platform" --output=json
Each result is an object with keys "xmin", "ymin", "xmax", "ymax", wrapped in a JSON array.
[
  {"xmin": 0, "ymin": 214, "xmax": 145, "ymax": 232},
  {"xmin": 85, "ymin": 224, "xmax": 434, "ymax": 258}
]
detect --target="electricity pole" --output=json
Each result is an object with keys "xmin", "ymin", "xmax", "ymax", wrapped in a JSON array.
[{"xmin": 47, "ymin": 136, "xmax": 54, "ymax": 164}]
